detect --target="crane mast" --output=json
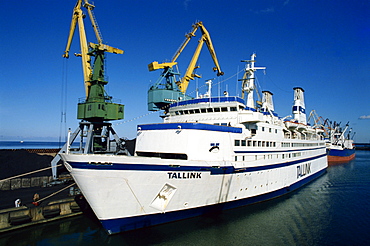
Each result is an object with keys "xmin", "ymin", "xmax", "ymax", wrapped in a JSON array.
[{"xmin": 147, "ymin": 21, "xmax": 223, "ymax": 111}]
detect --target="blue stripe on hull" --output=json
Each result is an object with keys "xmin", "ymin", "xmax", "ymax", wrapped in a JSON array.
[
  {"xmin": 327, "ymin": 148, "xmax": 355, "ymax": 157},
  {"xmin": 100, "ymin": 168, "xmax": 327, "ymax": 234},
  {"xmin": 69, "ymin": 154, "xmax": 326, "ymax": 175}
]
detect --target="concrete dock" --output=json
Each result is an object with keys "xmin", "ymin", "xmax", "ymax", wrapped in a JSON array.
[{"xmin": 0, "ymin": 149, "xmax": 84, "ymax": 233}]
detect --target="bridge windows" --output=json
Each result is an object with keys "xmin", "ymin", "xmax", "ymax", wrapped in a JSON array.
[{"xmin": 172, "ymin": 105, "xmax": 242, "ymax": 116}]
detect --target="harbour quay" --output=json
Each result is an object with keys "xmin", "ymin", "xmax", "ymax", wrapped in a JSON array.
[
  {"xmin": 354, "ymin": 143, "xmax": 370, "ymax": 150},
  {"xmin": 0, "ymin": 149, "xmax": 83, "ymax": 233},
  {"xmin": 0, "ymin": 198, "xmax": 82, "ymax": 233}
]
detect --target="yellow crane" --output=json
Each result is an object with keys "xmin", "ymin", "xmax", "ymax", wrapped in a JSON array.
[
  {"xmin": 147, "ymin": 21, "xmax": 224, "ymax": 111},
  {"xmin": 51, "ymin": 0, "xmax": 129, "ymax": 178},
  {"xmin": 63, "ymin": 0, "xmax": 123, "ymax": 118},
  {"xmin": 62, "ymin": 0, "xmax": 127, "ymax": 150}
]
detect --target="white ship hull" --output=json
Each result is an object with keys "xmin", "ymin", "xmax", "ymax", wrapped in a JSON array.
[{"xmin": 61, "ymin": 136, "xmax": 327, "ymax": 234}]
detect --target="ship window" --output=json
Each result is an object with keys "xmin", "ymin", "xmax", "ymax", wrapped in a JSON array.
[
  {"xmin": 258, "ymin": 141, "xmax": 261, "ymax": 147},
  {"xmin": 136, "ymin": 152, "xmax": 187, "ymax": 160},
  {"xmin": 184, "ymin": 110, "xmax": 189, "ymax": 114},
  {"xmin": 235, "ymin": 156, "xmax": 238, "ymax": 161},
  {"xmin": 194, "ymin": 109, "xmax": 200, "ymax": 113},
  {"xmin": 221, "ymin": 123, "xmax": 227, "ymax": 126},
  {"xmin": 175, "ymin": 111, "xmax": 180, "ymax": 115},
  {"xmin": 247, "ymin": 140, "xmax": 252, "ymax": 146},
  {"xmin": 266, "ymin": 142, "xmax": 270, "ymax": 147},
  {"xmin": 262, "ymin": 141, "xmax": 265, "ymax": 147},
  {"xmin": 253, "ymin": 141, "xmax": 257, "ymax": 147},
  {"xmin": 269, "ymin": 128, "xmax": 272, "ymax": 133},
  {"xmin": 241, "ymin": 140, "xmax": 246, "ymax": 146},
  {"xmin": 262, "ymin": 127, "xmax": 265, "ymax": 131},
  {"xmin": 201, "ymin": 108, "xmax": 206, "ymax": 113},
  {"xmin": 207, "ymin": 108, "xmax": 213, "ymax": 113},
  {"xmin": 221, "ymin": 107, "xmax": 228, "ymax": 112},
  {"xmin": 275, "ymin": 129, "xmax": 278, "ymax": 134},
  {"xmin": 214, "ymin": 123, "xmax": 220, "ymax": 125},
  {"xmin": 188, "ymin": 109, "xmax": 194, "ymax": 114},
  {"xmin": 214, "ymin": 108, "xmax": 221, "ymax": 112},
  {"xmin": 235, "ymin": 140, "xmax": 240, "ymax": 146},
  {"xmin": 230, "ymin": 107, "xmax": 237, "ymax": 111}
]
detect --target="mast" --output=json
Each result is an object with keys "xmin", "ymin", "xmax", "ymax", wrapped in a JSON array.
[{"xmin": 240, "ymin": 53, "xmax": 265, "ymax": 109}]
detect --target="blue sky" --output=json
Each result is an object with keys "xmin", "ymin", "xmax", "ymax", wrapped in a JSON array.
[{"xmin": 1, "ymin": 0, "xmax": 369, "ymax": 142}]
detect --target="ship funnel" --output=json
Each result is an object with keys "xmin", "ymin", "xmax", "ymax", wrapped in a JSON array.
[
  {"xmin": 262, "ymin": 91, "xmax": 274, "ymax": 112},
  {"xmin": 292, "ymin": 87, "xmax": 307, "ymax": 124}
]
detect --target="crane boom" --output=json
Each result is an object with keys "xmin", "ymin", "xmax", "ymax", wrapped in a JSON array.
[
  {"xmin": 147, "ymin": 21, "xmax": 223, "ymax": 111},
  {"xmin": 171, "ymin": 23, "xmax": 199, "ymax": 62},
  {"xmin": 176, "ymin": 22, "xmax": 223, "ymax": 94},
  {"xmin": 62, "ymin": 0, "xmax": 123, "ymax": 99},
  {"xmin": 63, "ymin": 0, "xmax": 91, "ymax": 98}
]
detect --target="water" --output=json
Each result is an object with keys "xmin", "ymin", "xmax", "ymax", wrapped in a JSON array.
[
  {"xmin": 0, "ymin": 141, "xmax": 80, "ymax": 150},
  {"xmin": 1, "ymin": 150, "xmax": 369, "ymax": 245}
]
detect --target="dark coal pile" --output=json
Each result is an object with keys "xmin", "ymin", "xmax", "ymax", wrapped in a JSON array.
[{"xmin": 0, "ymin": 150, "xmax": 59, "ymax": 179}]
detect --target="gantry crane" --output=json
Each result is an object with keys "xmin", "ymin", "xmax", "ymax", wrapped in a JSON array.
[
  {"xmin": 147, "ymin": 21, "xmax": 224, "ymax": 111},
  {"xmin": 51, "ymin": 0, "xmax": 128, "ymax": 179}
]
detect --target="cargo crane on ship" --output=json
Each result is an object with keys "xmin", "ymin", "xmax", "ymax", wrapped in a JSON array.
[
  {"xmin": 51, "ymin": 0, "xmax": 127, "ymax": 179},
  {"xmin": 147, "ymin": 21, "xmax": 224, "ymax": 111}
]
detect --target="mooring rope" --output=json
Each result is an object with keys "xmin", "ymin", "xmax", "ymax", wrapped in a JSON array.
[
  {"xmin": 0, "ymin": 164, "xmax": 63, "ymax": 183},
  {"xmin": 36, "ymin": 182, "xmax": 76, "ymax": 204}
]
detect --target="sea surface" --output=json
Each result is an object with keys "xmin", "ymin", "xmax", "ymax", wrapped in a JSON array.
[
  {"xmin": 0, "ymin": 141, "xmax": 80, "ymax": 150},
  {"xmin": 0, "ymin": 143, "xmax": 369, "ymax": 245}
]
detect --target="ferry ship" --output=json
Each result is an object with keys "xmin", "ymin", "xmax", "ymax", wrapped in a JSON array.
[{"xmin": 60, "ymin": 55, "xmax": 327, "ymax": 234}]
